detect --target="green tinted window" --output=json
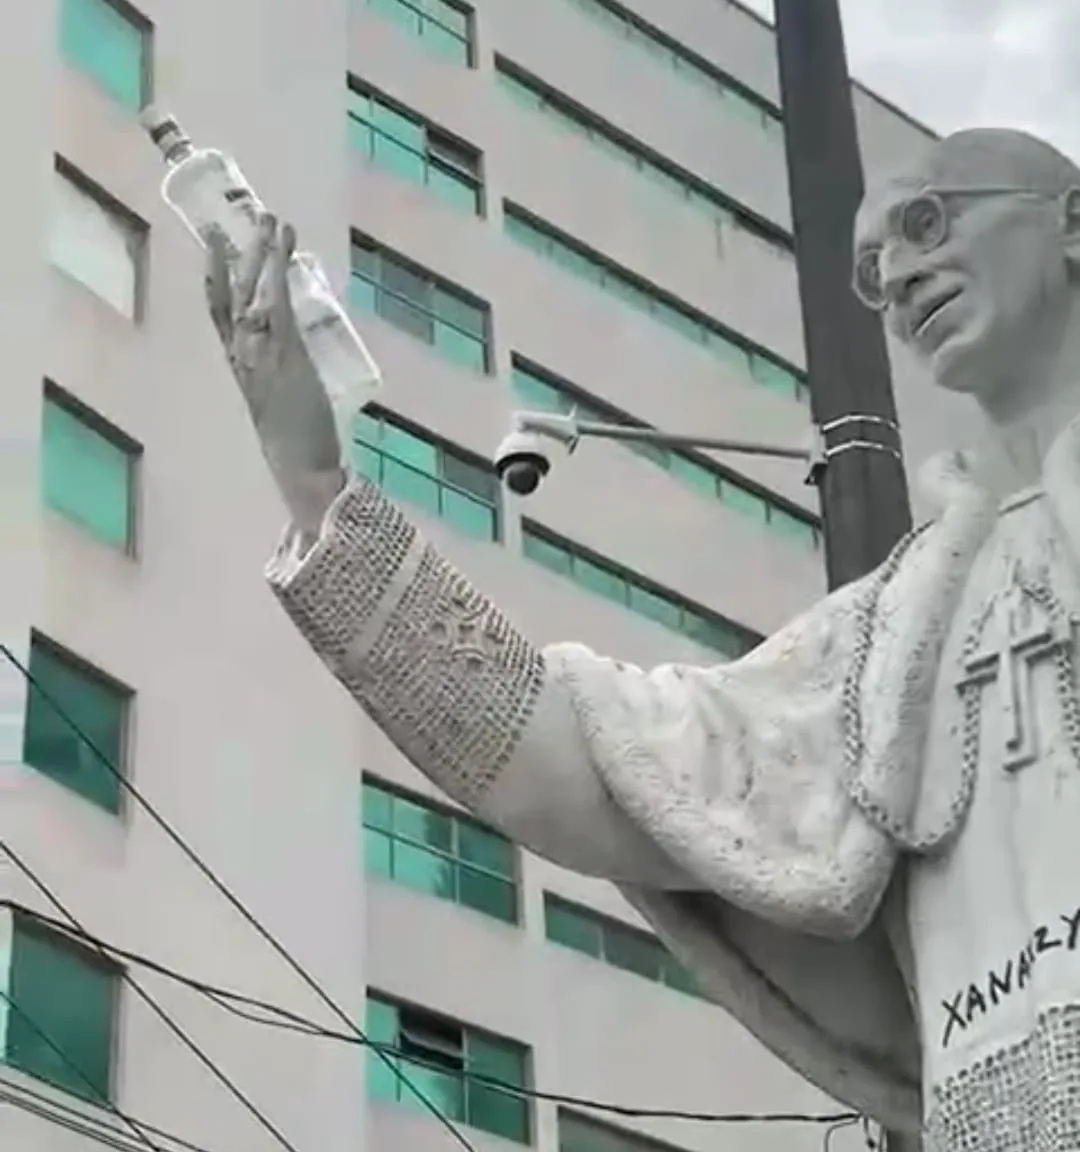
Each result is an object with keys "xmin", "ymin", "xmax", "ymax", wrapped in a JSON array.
[
  {"xmin": 4, "ymin": 917, "xmax": 118, "ymax": 1103},
  {"xmin": 22, "ymin": 637, "xmax": 128, "ymax": 813},
  {"xmin": 59, "ymin": 0, "xmax": 147, "ymax": 111},
  {"xmin": 349, "ymin": 84, "xmax": 481, "ymax": 214},
  {"xmin": 365, "ymin": 993, "xmax": 530, "ymax": 1142},
  {"xmin": 510, "ymin": 364, "xmax": 572, "ymax": 412},
  {"xmin": 548, "ymin": 0, "xmax": 780, "ymax": 137},
  {"xmin": 559, "ymin": 1110, "xmax": 674, "ymax": 1152},
  {"xmin": 544, "ymin": 898, "xmax": 602, "ymax": 957},
  {"xmin": 522, "ymin": 530, "xmax": 573, "ymax": 576},
  {"xmin": 41, "ymin": 391, "xmax": 136, "ymax": 550},
  {"xmin": 362, "ymin": 779, "xmax": 518, "ymax": 923},
  {"xmin": 362, "ymin": 0, "xmax": 472, "ymax": 66},
  {"xmin": 465, "ymin": 1031, "xmax": 528, "ymax": 1142},
  {"xmin": 543, "ymin": 894, "xmax": 705, "ymax": 1002},
  {"xmin": 503, "ymin": 206, "xmax": 804, "ymax": 402},
  {"xmin": 522, "ymin": 525, "xmax": 758, "ymax": 658},
  {"xmin": 348, "ymin": 411, "xmax": 499, "ymax": 540},
  {"xmin": 350, "ymin": 241, "xmax": 489, "ymax": 372}
]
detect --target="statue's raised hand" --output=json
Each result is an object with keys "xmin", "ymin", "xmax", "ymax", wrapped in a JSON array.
[{"xmin": 205, "ymin": 211, "xmax": 345, "ymax": 532}]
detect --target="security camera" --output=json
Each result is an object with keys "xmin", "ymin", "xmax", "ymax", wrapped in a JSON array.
[
  {"xmin": 494, "ymin": 429, "xmax": 552, "ymax": 495},
  {"xmin": 493, "ymin": 411, "xmax": 579, "ymax": 496}
]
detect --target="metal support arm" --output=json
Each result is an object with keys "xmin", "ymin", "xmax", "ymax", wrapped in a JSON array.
[{"xmin": 514, "ymin": 410, "xmax": 828, "ymax": 485}]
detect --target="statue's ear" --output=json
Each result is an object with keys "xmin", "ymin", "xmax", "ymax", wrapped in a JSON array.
[{"xmin": 1061, "ymin": 186, "xmax": 1080, "ymax": 271}]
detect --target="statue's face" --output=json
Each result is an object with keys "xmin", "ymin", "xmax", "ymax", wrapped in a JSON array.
[{"xmin": 853, "ymin": 175, "xmax": 1070, "ymax": 397}]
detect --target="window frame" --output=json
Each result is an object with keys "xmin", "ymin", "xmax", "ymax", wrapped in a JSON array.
[
  {"xmin": 41, "ymin": 379, "xmax": 143, "ymax": 556},
  {"xmin": 347, "ymin": 78, "xmax": 485, "ymax": 215},
  {"xmin": 349, "ymin": 235, "xmax": 493, "ymax": 373},
  {"xmin": 352, "ymin": 408, "xmax": 502, "ymax": 541},
  {"xmin": 543, "ymin": 894, "xmax": 702, "ymax": 999},
  {"xmin": 502, "ymin": 203, "xmax": 805, "ymax": 403},
  {"xmin": 558, "ymin": 0, "xmax": 780, "ymax": 134},
  {"xmin": 558, "ymin": 1108, "xmax": 685, "ymax": 1152},
  {"xmin": 494, "ymin": 59, "xmax": 789, "ymax": 255},
  {"xmin": 522, "ymin": 521, "xmax": 761, "ymax": 659},
  {"xmin": 22, "ymin": 631, "xmax": 134, "ymax": 816},
  {"xmin": 59, "ymin": 0, "xmax": 154, "ymax": 111},
  {"xmin": 6, "ymin": 911, "xmax": 123, "ymax": 1104},
  {"xmin": 362, "ymin": 774, "xmax": 520, "ymax": 923},
  {"xmin": 366, "ymin": 990, "xmax": 532, "ymax": 1143},
  {"xmin": 52, "ymin": 156, "xmax": 149, "ymax": 323},
  {"xmin": 362, "ymin": 0, "xmax": 476, "ymax": 68}
]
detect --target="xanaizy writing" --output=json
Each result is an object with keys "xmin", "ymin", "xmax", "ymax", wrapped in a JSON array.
[{"xmin": 939, "ymin": 904, "xmax": 1080, "ymax": 1049}]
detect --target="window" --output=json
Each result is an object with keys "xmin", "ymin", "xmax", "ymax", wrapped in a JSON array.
[
  {"xmin": 58, "ymin": 0, "xmax": 148, "ymax": 111},
  {"xmin": 523, "ymin": 523, "xmax": 759, "ymax": 659},
  {"xmin": 544, "ymin": 894, "xmax": 702, "ymax": 998},
  {"xmin": 22, "ymin": 635, "xmax": 129, "ymax": 813},
  {"xmin": 361, "ymin": 0, "xmax": 473, "ymax": 67},
  {"xmin": 1, "ymin": 912, "xmax": 119, "ymax": 1103},
  {"xmin": 559, "ymin": 0, "xmax": 780, "ymax": 137},
  {"xmin": 50, "ymin": 162, "xmax": 144, "ymax": 319},
  {"xmin": 503, "ymin": 206, "xmax": 805, "ymax": 403},
  {"xmin": 41, "ymin": 384, "xmax": 139, "ymax": 551},
  {"xmin": 352, "ymin": 409, "xmax": 499, "ymax": 540},
  {"xmin": 560, "ymin": 1111, "xmax": 682, "ymax": 1152},
  {"xmin": 363, "ymin": 778, "xmax": 518, "ymax": 923},
  {"xmin": 510, "ymin": 360, "xmax": 819, "ymax": 548},
  {"xmin": 349, "ymin": 238, "xmax": 490, "ymax": 373},
  {"xmin": 366, "ymin": 993, "xmax": 530, "ymax": 1143},
  {"xmin": 495, "ymin": 63, "xmax": 790, "ymax": 257},
  {"xmin": 348, "ymin": 82, "xmax": 482, "ymax": 214}
]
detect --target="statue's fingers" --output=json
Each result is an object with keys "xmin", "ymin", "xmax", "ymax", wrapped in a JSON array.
[
  {"xmin": 234, "ymin": 212, "xmax": 276, "ymax": 317},
  {"xmin": 268, "ymin": 222, "xmax": 297, "ymax": 333},
  {"xmin": 205, "ymin": 230, "xmax": 233, "ymax": 343}
]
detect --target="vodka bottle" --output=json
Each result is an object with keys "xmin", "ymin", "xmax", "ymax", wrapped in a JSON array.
[{"xmin": 139, "ymin": 106, "xmax": 382, "ymax": 458}]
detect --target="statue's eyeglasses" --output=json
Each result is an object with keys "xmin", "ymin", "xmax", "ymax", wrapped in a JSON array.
[{"xmin": 852, "ymin": 186, "xmax": 1057, "ymax": 311}]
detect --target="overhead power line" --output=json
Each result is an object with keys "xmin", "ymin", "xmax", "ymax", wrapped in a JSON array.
[
  {"xmin": 0, "ymin": 987, "xmax": 169, "ymax": 1152},
  {"xmin": 0, "ymin": 643, "xmax": 479, "ymax": 1152},
  {"xmin": 0, "ymin": 1076, "xmax": 220, "ymax": 1152},
  {"xmin": 0, "ymin": 843, "xmax": 304, "ymax": 1152},
  {"xmin": 2, "ymin": 897, "xmax": 861, "ymax": 1129}
]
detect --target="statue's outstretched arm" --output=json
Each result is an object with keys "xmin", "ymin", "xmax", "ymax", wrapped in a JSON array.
[{"xmin": 206, "ymin": 216, "xmax": 897, "ymax": 933}]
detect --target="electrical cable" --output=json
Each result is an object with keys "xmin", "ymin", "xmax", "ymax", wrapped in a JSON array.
[
  {"xmin": 1, "ymin": 644, "xmax": 479, "ymax": 1152},
  {"xmin": 0, "ymin": 1076, "xmax": 220, "ymax": 1152},
  {"xmin": 823, "ymin": 1115, "xmax": 861, "ymax": 1150},
  {"xmin": 0, "ymin": 987, "xmax": 168, "ymax": 1152},
  {"xmin": 1, "ymin": 842, "xmax": 304, "ymax": 1152},
  {"xmin": 3, "ymin": 898, "xmax": 862, "ymax": 1128}
]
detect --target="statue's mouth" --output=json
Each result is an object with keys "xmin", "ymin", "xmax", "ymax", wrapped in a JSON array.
[{"xmin": 911, "ymin": 288, "xmax": 963, "ymax": 340}]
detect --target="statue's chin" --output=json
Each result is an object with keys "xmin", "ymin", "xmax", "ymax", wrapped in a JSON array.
[{"xmin": 926, "ymin": 328, "xmax": 990, "ymax": 396}]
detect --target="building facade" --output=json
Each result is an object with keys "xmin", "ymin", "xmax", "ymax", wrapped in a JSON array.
[{"xmin": 0, "ymin": 1, "xmax": 970, "ymax": 1152}]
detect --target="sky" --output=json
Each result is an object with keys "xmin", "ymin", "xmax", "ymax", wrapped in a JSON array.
[{"xmin": 741, "ymin": 0, "xmax": 1080, "ymax": 162}]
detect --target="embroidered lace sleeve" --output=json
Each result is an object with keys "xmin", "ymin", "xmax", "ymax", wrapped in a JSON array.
[{"xmin": 265, "ymin": 478, "xmax": 687, "ymax": 884}]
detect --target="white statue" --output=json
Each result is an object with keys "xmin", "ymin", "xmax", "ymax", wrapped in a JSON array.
[{"xmin": 205, "ymin": 127, "xmax": 1080, "ymax": 1150}]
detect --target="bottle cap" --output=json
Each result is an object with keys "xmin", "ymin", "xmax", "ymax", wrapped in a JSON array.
[{"xmin": 139, "ymin": 104, "xmax": 192, "ymax": 161}]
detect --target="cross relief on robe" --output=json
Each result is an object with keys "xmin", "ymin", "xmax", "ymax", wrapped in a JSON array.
[{"xmin": 956, "ymin": 568, "xmax": 1073, "ymax": 772}]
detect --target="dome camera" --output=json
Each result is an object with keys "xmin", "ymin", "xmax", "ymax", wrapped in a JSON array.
[
  {"xmin": 494, "ymin": 429, "xmax": 552, "ymax": 496},
  {"xmin": 494, "ymin": 411, "xmax": 579, "ymax": 496}
]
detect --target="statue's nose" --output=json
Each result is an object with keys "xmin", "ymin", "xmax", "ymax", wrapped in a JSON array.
[{"xmin": 881, "ymin": 249, "xmax": 934, "ymax": 311}]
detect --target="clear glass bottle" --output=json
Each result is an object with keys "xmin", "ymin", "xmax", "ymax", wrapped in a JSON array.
[{"xmin": 139, "ymin": 106, "xmax": 382, "ymax": 457}]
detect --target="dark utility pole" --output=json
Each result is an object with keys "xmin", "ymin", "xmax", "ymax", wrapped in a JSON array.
[
  {"xmin": 774, "ymin": 0, "xmax": 911, "ymax": 589},
  {"xmin": 773, "ymin": 3, "xmax": 915, "ymax": 1149}
]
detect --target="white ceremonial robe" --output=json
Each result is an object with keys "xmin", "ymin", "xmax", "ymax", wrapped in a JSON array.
[{"xmin": 263, "ymin": 416, "xmax": 1080, "ymax": 1150}]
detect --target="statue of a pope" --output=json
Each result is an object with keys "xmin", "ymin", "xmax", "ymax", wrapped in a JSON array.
[{"xmin": 206, "ymin": 126, "xmax": 1080, "ymax": 1151}]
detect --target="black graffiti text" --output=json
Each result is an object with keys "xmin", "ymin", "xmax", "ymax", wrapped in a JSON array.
[{"xmin": 939, "ymin": 904, "xmax": 1080, "ymax": 1049}]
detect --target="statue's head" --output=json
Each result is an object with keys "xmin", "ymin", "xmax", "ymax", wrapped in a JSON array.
[{"xmin": 853, "ymin": 128, "xmax": 1080, "ymax": 405}]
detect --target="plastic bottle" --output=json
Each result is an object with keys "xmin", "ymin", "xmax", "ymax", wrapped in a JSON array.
[{"xmin": 139, "ymin": 106, "xmax": 382, "ymax": 458}]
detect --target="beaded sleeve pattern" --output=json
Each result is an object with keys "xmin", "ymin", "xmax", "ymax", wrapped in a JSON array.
[{"xmin": 266, "ymin": 479, "xmax": 546, "ymax": 809}]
